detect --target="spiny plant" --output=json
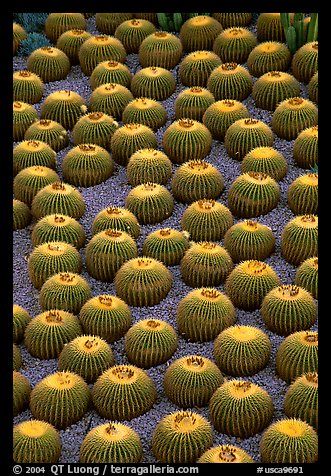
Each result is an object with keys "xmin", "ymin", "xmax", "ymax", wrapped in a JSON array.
[
  {"xmin": 24, "ymin": 309, "xmax": 82, "ymax": 359},
  {"xmin": 92, "ymin": 364, "xmax": 157, "ymax": 420},
  {"xmin": 13, "ymin": 140, "xmax": 57, "ymax": 176},
  {"xmin": 90, "ymin": 60, "xmax": 132, "ymax": 90},
  {"xmin": 212, "ymin": 13, "xmax": 252, "ymax": 28},
  {"xmin": 225, "ymin": 118, "xmax": 274, "ymax": 160},
  {"xmin": 142, "ymin": 228, "xmax": 190, "ymax": 266},
  {"xmin": 13, "ymin": 101, "xmax": 38, "ymax": 142},
  {"xmin": 164, "ymin": 355, "xmax": 224, "ymax": 408},
  {"xmin": 260, "ymin": 418, "xmax": 318, "ymax": 463},
  {"xmin": 125, "ymin": 183, "xmax": 174, "ymax": 225},
  {"xmin": 252, "ymin": 71, "xmax": 301, "ymax": 111},
  {"xmin": 223, "ymin": 219, "xmax": 276, "ymax": 262},
  {"xmin": 72, "ymin": 112, "xmax": 118, "ymax": 152},
  {"xmin": 115, "ymin": 18, "xmax": 156, "ymax": 54},
  {"xmin": 13, "ymin": 70, "xmax": 44, "ymax": 104},
  {"xmin": 174, "ymin": 87, "xmax": 215, "ymax": 122},
  {"xmin": 291, "ymin": 41, "xmax": 318, "ymax": 84},
  {"xmin": 78, "ymin": 35, "xmax": 127, "ymax": 76},
  {"xmin": 134, "ymin": 13, "xmax": 157, "ymax": 24},
  {"xmin": 13, "ymin": 22, "xmax": 27, "ymax": 55},
  {"xmin": 89, "ymin": 83, "xmax": 134, "ymax": 121},
  {"xmin": 293, "ymin": 126, "xmax": 318, "ymax": 169},
  {"xmin": 13, "ymin": 304, "xmax": 31, "ymax": 343},
  {"xmin": 92, "ymin": 206, "xmax": 140, "ymax": 239},
  {"xmin": 176, "ymin": 287, "xmax": 236, "ymax": 342},
  {"xmin": 139, "ymin": 31, "xmax": 183, "ymax": 69},
  {"xmin": 281, "ymin": 215, "xmax": 318, "ymax": 266},
  {"xmin": 39, "ymin": 272, "xmax": 92, "ymax": 315},
  {"xmin": 62, "ymin": 144, "xmax": 114, "ymax": 187},
  {"xmin": 171, "ymin": 159, "xmax": 224, "ymax": 204},
  {"xmin": 198, "ymin": 445, "xmax": 254, "ymax": 463},
  {"xmin": 24, "ymin": 119, "xmax": 69, "ymax": 152},
  {"xmin": 58, "ymin": 335, "xmax": 115, "ymax": 383},
  {"xmin": 241, "ymin": 146, "xmax": 288, "ymax": 181},
  {"xmin": 256, "ymin": 13, "xmax": 292, "ymax": 42},
  {"xmin": 110, "ymin": 123, "xmax": 157, "ymax": 166},
  {"xmin": 284, "ymin": 372, "xmax": 318, "ymax": 430},
  {"xmin": 40, "ymin": 90, "xmax": 86, "ymax": 131},
  {"xmin": 307, "ymin": 71, "xmax": 318, "ymax": 104},
  {"xmin": 13, "ymin": 371, "xmax": 31, "ymax": 416},
  {"xmin": 295, "ymin": 257, "xmax": 318, "ymax": 300},
  {"xmin": 213, "ymin": 27, "xmax": 258, "ymax": 64},
  {"xmin": 162, "ymin": 118, "xmax": 212, "ymax": 164},
  {"xmin": 276, "ymin": 330, "xmax": 318, "ymax": 382},
  {"xmin": 213, "ymin": 325, "xmax": 272, "ymax": 376},
  {"xmin": 207, "ymin": 62, "xmax": 253, "ymax": 101},
  {"xmin": 124, "ymin": 318, "xmax": 178, "ymax": 368},
  {"xmin": 280, "ymin": 13, "xmax": 318, "ymax": 55},
  {"xmin": 26, "ymin": 46, "xmax": 71, "ymax": 83},
  {"xmin": 202, "ymin": 99, "xmax": 250, "ymax": 141},
  {"xmin": 13, "ymin": 199, "xmax": 32, "ymax": 231},
  {"xmin": 130, "ymin": 66, "xmax": 176, "ymax": 101},
  {"xmin": 31, "ymin": 214, "xmax": 86, "ymax": 249},
  {"xmin": 30, "ymin": 371, "xmax": 91, "ymax": 429},
  {"xmin": 13, "ymin": 343, "xmax": 22, "ymax": 371},
  {"xmin": 180, "ymin": 15, "xmax": 223, "ymax": 52},
  {"xmin": 115, "ymin": 257, "xmax": 173, "ymax": 307},
  {"xmin": 247, "ymin": 41, "xmax": 292, "ymax": 78},
  {"xmin": 79, "ymin": 422, "xmax": 143, "ymax": 463},
  {"xmin": 13, "ymin": 420, "xmax": 62, "ymax": 463},
  {"xmin": 178, "ymin": 50, "xmax": 222, "ymax": 87},
  {"xmin": 151, "ymin": 410, "xmax": 213, "ymax": 463},
  {"xmin": 44, "ymin": 13, "xmax": 86, "ymax": 43},
  {"xmin": 180, "ymin": 242, "xmax": 233, "ymax": 288},
  {"xmin": 271, "ymin": 97, "xmax": 318, "ymax": 141},
  {"xmin": 56, "ymin": 29, "xmax": 92, "ymax": 64},
  {"xmin": 225, "ymin": 260, "xmax": 281, "ymax": 310},
  {"xmin": 122, "ymin": 98, "xmax": 167, "ymax": 131},
  {"xmin": 95, "ymin": 13, "xmax": 134, "ymax": 35},
  {"xmin": 209, "ymin": 380, "xmax": 274, "ymax": 438},
  {"xmin": 18, "ymin": 32, "xmax": 52, "ymax": 57},
  {"xmin": 127, "ymin": 148, "xmax": 172, "ymax": 186},
  {"xmin": 13, "ymin": 166, "xmax": 60, "ymax": 206},
  {"xmin": 287, "ymin": 173, "xmax": 318, "ymax": 215},
  {"xmin": 79, "ymin": 294, "xmax": 132, "ymax": 344}
]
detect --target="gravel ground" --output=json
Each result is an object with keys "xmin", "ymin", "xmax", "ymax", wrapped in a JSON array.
[{"xmin": 13, "ymin": 15, "xmax": 318, "ymax": 464}]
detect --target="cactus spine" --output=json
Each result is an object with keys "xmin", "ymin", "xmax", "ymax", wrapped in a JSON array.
[
  {"xmin": 271, "ymin": 97, "xmax": 318, "ymax": 141},
  {"xmin": 179, "ymin": 50, "xmax": 222, "ymax": 87},
  {"xmin": 14, "ymin": 166, "xmax": 60, "ymax": 206},
  {"xmin": 207, "ymin": 63, "xmax": 253, "ymax": 101},
  {"xmin": 130, "ymin": 67, "xmax": 176, "ymax": 101},
  {"xmin": 295, "ymin": 257, "xmax": 318, "ymax": 300},
  {"xmin": 180, "ymin": 15, "xmax": 223, "ymax": 52},
  {"xmin": 26, "ymin": 47, "xmax": 71, "ymax": 83},
  {"xmin": 13, "ymin": 304, "xmax": 31, "ymax": 343},
  {"xmin": 13, "ymin": 70, "xmax": 44, "ymax": 104},
  {"xmin": 89, "ymin": 83, "xmax": 134, "ymax": 121},
  {"xmin": 114, "ymin": 18, "xmax": 156, "ymax": 54},
  {"xmin": 281, "ymin": 215, "xmax": 318, "ymax": 266},
  {"xmin": 31, "ymin": 214, "xmax": 86, "ymax": 249},
  {"xmin": 92, "ymin": 206, "xmax": 140, "ymax": 239},
  {"xmin": 127, "ymin": 148, "xmax": 172, "ymax": 186},
  {"xmin": 247, "ymin": 41, "xmax": 291, "ymax": 78},
  {"xmin": 24, "ymin": 119, "xmax": 69, "ymax": 152},
  {"xmin": 13, "ymin": 101, "xmax": 39, "ymax": 142},
  {"xmin": 13, "ymin": 371, "xmax": 32, "ymax": 416},
  {"xmin": 110, "ymin": 123, "xmax": 157, "ymax": 166},
  {"xmin": 293, "ymin": 126, "xmax": 318, "ymax": 169},
  {"xmin": 287, "ymin": 173, "xmax": 318, "ymax": 215},
  {"xmin": 78, "ymin": 35, "xmax": 127, "ymax": 76},
  {"xmin": 241, "ymin": 146, "xmax": 288, "ymax": 181},
  {"xmin": 198, "ymin": 445, "xmax": 254, "ymax": 463},
  {"xmin": 213, "ymin": 27, "xmax": 258, "ymax": 64},
  {"xmin": 13, "ymin": 140, "xmax": 57, "ymax": 176},
  {"xmin": 13, "ymin": 199, "xmax": 32, "ymax": 231},
  {"xmin": 284, "ymin": 372, "xmax": 318, "ymax": 430},
  {"xmin": 72, "ymin": 112, "xmax": 118, "ymax": 152},
  {"xmin": 125, "ymin": 183, "xmax": 174, "ymax": 225},
  {"xmin": 252, "ymin": 71, "xmax": 301, "ymax": 111},
  {"xmin": 142, "ymin": 228, "xmax": 189, "ymax": 266},
  {"xmin": 40, "ymin": 90, "xmax": 86, "ymax": 131},
  {"xmin": 138, "ymin": 31, "xmax": 183, "ymax": 69},
  {"xmin": 202, "ymin": 99, "xmax": 250, "ymax": 141},
  {"xmin": 123, "ymin": 98, "xmax": 167, "ymax": 131},
  {"xmin": 175, "ymin": 87, "xmax": 215, "ymax": 122},
  {"xmin": 90, "ymin": 60, "xmax": 132, "ymax": 90}
]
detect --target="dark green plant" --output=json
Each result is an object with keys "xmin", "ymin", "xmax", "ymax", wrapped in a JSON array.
[
  {"xmin": 110, "ymin": 123, "xmax": 157, "ymax": 166},
  {"xmin": 13, "ymin": 140, "xmax": 56, "ymax": 176},
  {"xmin": 180, "ymin": 15, "xmax": 223, "ymax": 52},
  {"xmin": 13, "ymin": 166, "xmax": 60, "ymax": 206},
  {"xmin": 241, "ymin": 146, "xmax": 288, "ymax": 181},
  {"xmin": 287, "ymin": 173, "xmax": 318, "ymax": 215},
  {"xmin": 293, "ymin": 126, "xmax": 318, "ymax": 169},
  {"xmin": 31, "ymin": 214, "xmax": 86, "ymax": 249},
  {"xmin": 281, "ymin": 215, "xmax": 318, "ymax": 266},
  {"xmin": 179, "ymin": 50, "xmax": 222, "ymax": 88},
  {"xmin": 295, "ymin": 257, "xmax": 318, "ymax": 300},
  {"xmin": 202, "ymin": 99, "xmax": 250, "ymax": 141},
  {"xmin": 13, "ymin": 13, "xmax": 48, "ymax": 33},
  {"xmin": 115, "ymin": 18, "xmax": 156, "ymax": 54},
  {"xmin": 284, "ymin": 372, "xmax": 318, "ymax": 430},
  {"xmin": 24, "ymin": 119, "xmax": 69, "ymax": 152},
  {"xmin": 56, "ymin": 29, "xmax": 92, "ymax": 64},
  {"xmin": 198, "ymin": 445, "xmax": 254, "ymax": 463},
  {"xmin": 139, "ymin": 31, "xmax": 183, "ymax": 69},
  {"xmin": 272, "ymin": 97, "xmax": 318, "ymax": 141},
  {"xmin": 212, "ymin": 13, "xmax": 252, "ymax": 28},
  {"xmin": 90, "ymin": 60, "xmax": 132, "ymax": 90},
  {"xmin": 13, "ymin": 101, "xmax": 38, "ymax": 142},
  {"xmin": 252, "ymin": 71, "xmax": 301, "ymax": 111},
  {"xmin": 13, "ymin": 199, "xmax": 32, "ymax": 231},
  {"xmin": 92, "ymin": 206, "xmax": 140, "ymax": 239},
  {"xmin": 125, "ymin": 183, "xmax": 174, "ymax": 225},
  {"xmin": 78, "ymin": 35, "xmax": 127, "ymax": 76},
  {"xmin": 72, "ymin": 112, "xmax": 118, "ymax": 152},
  {"xmin": 13, "ymin": 371, "xmax": 31, "ymax": 416},
  {"xmin": 127, "ymin": 148, "xmax": 172, "ymax": 186},
  {"xmin": 26, "ymin": 47, "xmax": 71, "ymax": 83},
  {"xmin": 207, "ymin": 63, "xmax": 253, "ymax": 101},
  {"xmin": 95, "ymin": 13, "xmax": 134, "ymax": 35},
  {"xmin": 13, "ymin": 70, "xmax": 45, "ymax": 104},
  {"xmin": 130, "ymin": 66, "xmax": 176, "ymax": 101},
  {"xmin": 225, "ymin": 119, "xmax": 274, "ymax": 161},
  {"xmin": 13, "ymin": 343, "xmax": 22, "ymax": 371},
  {"xmin": 307, "ymin": 72, "xmax": 318, "ymax": 104},
  {"xmin": 142, "ymin": 228, "xmax": 189, "ymax": 266},
  {"xmin": 13, "ymin": 304, "xmax": 31, "ymax": 343},
  {"xmin": 17, "ymin": 33, "xmax": 52, "ymax": 57},
  {"xmin": 123, "ymin": 98, "xmax": 167, "ymax": 131},
  {"xmin": 40, "ymin": 90, "xmax": 86, "ymax": 131},
  {"xmin": 133, "ymin": 13, "xmax": 158, "ymax": 25},
  {"xmin": 175, "ymin": 87, "xmax": 215, "ymax": 122},
  {"xmin": 89, "ymin": 83, "xmax": 134, "ymax": 121},
  {"xmin": 44, "ymin": 13, "xmax": 86, "ymax": 43},
  {"xmin": 213, "ymin": 27, "xmax": 257, "ymax": 64},
  {"xmin": 256, "ymin": 13, "xmax": 291, "ymax": 42},
  {"xmin": 280, "ymin": 13, "xmax": 318, "ymax": 54},
  {"xmin": 247, "ymin": 42, "xmax": 292, "ymax": 78}
]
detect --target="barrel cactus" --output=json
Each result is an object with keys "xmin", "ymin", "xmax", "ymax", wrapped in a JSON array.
[
  {"xmin": 256, "ymin": 13, "xmax": 289, "ymax": 42},
  {"xmin": 180, "ymin": 15, "xmax": 223, "ymax": 52},
  {"xmin": 26, "ymin": 46, "xmax": 71, "ymax": 83},
  {"xmin": 90, "ymin": 60, "xmax": 132, "ymax": 90},
  {"xmin": 110, "ymin": 123, "xmax": 157, "ymax": 166},
  {"xmin": 138, "ymin": 31, "xmax": 183, "ymax": 69},
  {"xmin": 13, "ymin": 70, "xmax": 44, "ymax": 104},
  {"xmin": 92, "ymin": 206, "xmax": 140, "ymax": 239},
  {"xmin": 40, "ymin": 90, "xmax": 86, "ymax": 131},
  {"xmin": 207, "ymin": 63, "xmax": 253, "ymax": 101},
  {"xmin": 114, "ymin": 18, "xmax": 156, "ymax": 54},
  {"xmin": 293, "ymin": 126, "xmax": 318, "ymax": 169},
  {"xmin": 174, "ymin": 87, "xmax": 215, "ymax": 122},
  {"xmin": 307, "ymin": 71, "xmax": 318, "ymax": 104},
  {"xmin": 281, "ymin": 215, "xmax": 318, "ymax": 266},
  {"xmin": 127, "ymin": 148, "xmax": 172, "ymax": 186},
  {"xmin": 24, "ymin": 119, "xmax": 69, "ymax": 152},
  {"xmin": 252, "ymin": 71, "xmax": 301, "ymax": 111},
  {"xmin": 72, "ymin": 112, "xmax": 118, "ymax": 152},
  {"xmin": 202, "ymin": 99, "xmax": 250, "ymax": 141},
  {"xmin": 247, "ymin": 41, "xmax": 291, "ymax": 78},
  {"xmin": 123, "ymin": 98, "xmax": 167, "ymax": 131},
  {"xmin": 14, "ymin": 166, "xmax": 60, "ymax": 206},
  {"xmin": 13, "ymin": 22, "xmax": 27, "ymax": 55},
  {"xmin": 95, "ymin": 13, "xmax": 134, "ymax": 35},
  {"xmin": 198, "ymin": 445, "xmax": 254, "ymax": 463},
  {"xmin": 213, "ymin": 27, "xmax": 257, "ymax": 63},
  {"xmin": 292, "ymin": 41, "xmax": 318, "ymax": 84},
  {"xmin": 212, "ymin": 13, "xmax": 252, "ymax": 28},
  {"xmin": 56, "ymin": 29, "xmax": 92, "ymax": 64},
  {"xmin": 241, "ymin": 146, "xmax": 288, "ymax": 181},
  {"xmin": 142, "ymin": 228, "xmax": 189, "ymax": 266},
  {"xmin": 284, "ymin": 372, "xmax": 318, "ymax": 430},
  {"xmin": 78, "ymin": 35, "xmax": 126, "ymax": 76},
  {"xmin": 287, "ymin": 173, "xmax": 318, "ymax": 215},
  {"xmin": 13, "ymin": 343, "xmax": 22, "ymax": 370},
  {"xmin": 13, "ymin": 101, "xmax": 38, "ymax": 142},
  {"xmin": 13, "ymin": 199, "xmax": 32, "ymax": 231},
  {"xmin": 13, "ymin": 420, "xmax": 61, "ymax": 463},
  {"xmin": 44, "ymin": 13, "xmax": 86, "ymax": 43},
  {"xmin": 13, "ymin": 371, "xmax": 31, "ymax": 416},
  {"xmin": 271, "ymin": 97, "xmax": 318, "ymax": 141},
  {"xmin": 125, "ymin": 183, "xmax": 174, "ymax": 225},
  {"xmin": 179, "ymin": 50, "xmax": 222, "ymax": 87},
  {"xmin": 295, "ymin": 257, "xmax": 318, "ymax": 300},
  {"xmin": 89, "ymin": 83, "xmax": 134, "ymax": 120},
  {"xmin": 130, "ymin": 66, "xmax": 176, "ymax": 101},
  {"xmin": 13, "ymin": 140, "xmax": 56, "ymax": 176},
  {"xmin": 31, "ymin": 214, "xmax": 86, "ymax": 249},
  {"xmin": 13, "ymin": 304, "xmax": 31, "ymax": 343}
]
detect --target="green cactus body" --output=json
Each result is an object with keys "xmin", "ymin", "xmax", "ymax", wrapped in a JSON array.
[
  {"xmin": 198, "ymin": 444, "xmax": 254, "ymax": 463},
  {"xmin": 224, "ymin": 220, "xmax": 276, "ymax": 262},
  {"xmin": 225, "ymin": 260, "xmax": 281, "ymax": 310},
  {"xmin": 180, "ymin": 242, "xmax": 233, "ymax": 288},
  {"xmin": 214, "ymin": 325, "xmax": 271, "ymax": 376},
  {"xmin": 139, "ymin": 31, "xmax": 183, "ymax": 69},
  {"xmin": 134, "ymin": 13, "xmax": 157, "ymax": 25},
  {"xmin": 13, "ymin": 371, "xmax": 32, "ymax": 416},
  {"xmin": 13, "ymin": 343, "xmax": 22, "ymax": 371},
  {"xmin": 123, "ymin": 98, "xmax": 167, "ymax": 131},
  {"xmin": 13, "ymin": 70, "xmax": 44, "ymax": 104},
  {"xmin": 272, "ymin": 97, "xmax": 318, "ymax": 141},
  {"xmin": 78, "ymin": 35, "xmax": 127, "ymax": 76},
  {"xmin": 260, "ymin": 418, "xmax": 318, "ymax": 463},
  {"xmin": 13, "ymin": 199, "xmax": 32, "ymax": 231},
  {"xmin": 86, "ymin": 229, "xmax": 137, "ymax": 282},
  {"xmin": 207, "ymin": 63, "xmax": 253, "ymax": 101},
  {"xmin": 26, "ymin": 47, "xmax": 71, "ymax": 83},
  {"xmin": 257, "ymin": 13, "xmax": 291, "ymax": 42},
  {"xmin": 307, "ymin": 72, "xmax": 318, "ymax": 104},
  {"xmin": 295, "ymin": 257, "xmax": 318, "ymax": 300},
  {"xmin": 151, "ymin": 411, "xmax": 213, "ymax": 463},
  {"xmin": 31, "ymin": 214, "xmax": 86, "ymax": 249},
  {"xmin": 247, "ymin": 42, "xmax": 291, "ymax": 78},
  {"xmin": 13, "ymin": 101, "xmax": 38, "ymax": 142},
  {"xmin": 95, "ymin": 13, "xmax": 134, "ymax": 35},
  {"xmin": 79, "ymin": 422, "xmax": 143, "ymax": 463},
  {"xmin": 179, "ymin": 50, "xmax": 222, "ymax": 88},
  {"xmin": 164, "ymin": 355, "xmax": 224, "ymax": 408},
  {"xmin": 212, "ymin": 13, "xmax": 252, "ymax": 28},
  {"xmin": 13, "ymin": 140, "xmax": 57, "ymax": 176},
  {"xmin": 293, "ymin": 126, "xmax": 318, "ymax": 169},
  {"xmin": 39, "ymin": 272, "xmax": 92, "ymax": 314},
  {"xmin": 241, "ymin": 146, "xmax": 288, "ymax": 181},
  {"xmin": 142, "ymin": 228, "xmax": 189, "ymax": 266},
  {"xmin": 180, "ymin": 15, "xmax": 223, "ymax": 52},
  {"xmin": 13, "ymin": 22, "xmax": 27, "ymax": 55},
  {"xmin": 40, "ymin": 90, "xmax": 86, "ymax": 131},
  {"xmin": 125, "ymin": 183, "xmax": 174, "ymax": 225},
  {"xmin": 110, "ymin": 123, "xmax": 157, "ymax": 166},
  {"xmin": 225, "ymin": 118, "xmax": 274, "ymax": 160},
  {"xmin": 177, "ymin": 287, "xmax": 236, "ymax": 342},
  {"xmin": 72, "ymin": 112, "xmax": 118, "ymax": 152},
  {"xmin": 163, "ymin": 118, "xmax": 212, "ymax": 164},
  {"xmin": 92, "ymin": 206, "xmax": 140, "ymax": 239},
  {"xmin": 90, "ymin": 60, "xmax": 132, "ymax": 90},
  {"xmin": 124, "ymin": 318, "xmax": 178, "ymax": 368},
  {"xmin": 276, "ymin": 330, "xmax": 318, "ymax": 382},
  {"xmin": 24, "ymin": 119, "xmax": 69, "ymax": 152},
  {"xmin": 284, "ymin": 372, "xmax": 318, "ymax": 430},
  {"xmin": 31, "ymin": 182, "xmax": 86, "ymax": 220},
  {"xmin": 127, "ymin": 149, "xmax": 172, "ymax": 186},
  {"xmin": 14, "ymin": 166, "xmax": 60, "ymax": 206},
  {"xmin": 92, "ymin": 364, "xmax": 157, "ymax": 420},
  {"xmin": 58, "ymin": 335, "xmax": 115, "ymax": 383},
  {"xmin": 213, "ymin": 27, "xmax": 257, "ymax": 64},
  {"xmin": 44, "ymin": 13, "xmax": 87, "ymax": 43},
  {"xmin": 88, "ymin": 83, "xmax": 134, "ymax": 121},
  {"xmin": 13, "ymin": 304, "xmax": 31, "ymax": 343},
  {"xmin": 181, "ymin": 199, "xmax": 234, "ymax": 242},
  {"xmin": 115, "ymin": 257, "xmax": 173, "ymax": 307},
  {"xmin": 114, "ymin": 18, "xmax": 156, "ymax": 54},
  {"xmin": 24, "ymin": 309, "xmax": 82, "ymax": 359},
  {"xmin": 252, "ymin": 71, "xmax": 301, "ymax": 111},
  {"xmin": 56, "ymin": 29, "xmax": 92, "ymax": 64},
  {"xmin": 131, "ymin": 66, "xmax": 176, "ymax": 101},
  {"xmin": 287, "ymin": 173, "xmax": 318, "ymax": 215},
  {"xmin": 281, "ymin": 215, "xmax": 318, "ymax": 266},
  {"xmin": 172, "ymin": 160, "xmax": 224, "ymax": 203},
  {"xmin": 13, "ymin": 420, "xmax": 62, "ymax": 463},
  {"xmin": 175, "ymin": 87, "xmax": 215, "ymax": 122},
  {"xmin": 202, "ymin": 99, "xmax": 250, "ymax": 141},
  {"xmin": 30, "ymin": 371, "xmax": 90, "ymax": 429},
  {"xmin": 79, "ymin": 294, "xmax": 132, "ymax": 343},
  {"xmin": 209, "ymin": 380, "xmax": 274, "ymax": 438},
  {"xmin": 292, "ymin": 42, "xmax": 318, "ymax": 83}
]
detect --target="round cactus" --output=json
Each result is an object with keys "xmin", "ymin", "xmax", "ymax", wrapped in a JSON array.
[
  {"xmin": 260, "ymin": 418, "xmax": 318, "ymax": 463},
  {"xmin": 179, "ymin": 50, "xmax": 222, "ymax": 88},
  {"xmin": 30, "ymin": 371, "xmax": 90, "ymax": 429},
  {"xmin": 225, "ymin": 260, "xmax": 281, "ymax": 310},
  {"xmin": 39, "ymin": 272, "xmax": 92, "ymax": 314},
  {"xmin": 110, "ymin": 123, "xmax": 157, "ymax": 166},
  {"xmin": 256, "ymin": 13, "xmax": 291, "ymax": 42},
  {"xmin": 13, "ymin": 70, "xmax": 44, "ymax": 104},
  {"xmin": 31, "ymin": 213, "xmax": 86, "ymax": 249},
  {"xmin": 92, "ymin": 206, "xmax": 140, "ymax": 239},
  {"xmin": 151, "ymin": 410, "xmax": 213, "ymax": 463},
  {"xmin": 207, "ymin": 62, "xmax": 253, "ymax": 101},
  {"xmin": 130, "ymin": 66, "xmax": 176, "ymax": 101},
  {"xmin": 202, "ymin": 98, "xmax": 250, "ymax": 141},
  {"xmin": 212, "ymin": 13, "xmax": 252, "ymax": 28},
  {"xmin": 164, "ymin": 355, "xmax": 224, "ymax": 408},
  {"xmin": 209, "ymin": 380, "xmax": 274, "ymax": 438},
  {"xmin": 281, "ymin": 215, "xmax": 318, "ymax": 266},
  {"xmin": 139, "ymin": 31, "xmax": 183, "ymax": 69},
  {"xmin": 198, "ymin": 445, "xmax": 254, "ymax": 463},
  {"xmin": 171, "ymin": 159, "xmax": 224, "ymax": 204},
  {"xmin": 174, "ymin": 87, "xmax": 215, "ymax": 122},
  {"xmin": 247, "ymin": 42, "xmax": 292, "ymax": 78},
  {"xmin": 24, "ymin": 309, "xmax": 82, "ymax": 359},
  {"xmin": 213, "ymin": 325, "xmax": 272, "ymax": 376},
  {"xmin": 180, "ymin": 15, "xmax": 223, "ymax": 52},
  {"xmin": 284, "ymin": 372, "xmax": 318, "ymax": 430},
  {"xmin": 162, "ymin": 118, "xmax": 212, "ymax": 164},
  {"xmin": 40, "ymin": 90, "xmax": 86, "ymax": 131},
  {"xmin": 27, "ymin": 47, "xmax": 71, "ymax": 83},
  {"xmin": 14, "ymin": 166, "xmax": 60, "ymax": 206},
  {"xmin": 13, "ymin": 199, "xmax": 32, "ymax": 231},
  {"xmin": 56, "ymin": 29, "xmax": 92, "ymax": 64},
  {"xmin": 124, "ymin": 318, "xmax": 178, "ymax": 368},
  {"xmin": 307, "ymin": 72, "xmax": 318, "ymax": 104},
  {"xmin": 44, "ymin": 13, "xmax": 86, "ymax": 43},
  {"xmin": 79, "ymin": 294, "xmax": 132, "ymax": 343},
  {"xmin": 13, "ymin": 101, "xmax": 38, "ymax": 142},
  {"xmin": 252, "ymin": 71, "xmax": 301, "ymax": 111},
  {"xmin": 72, "ymin": 112, "xmax": 118, "ymax": 152},
  {"xmin": 24, "ymin": 119, "xmax": 69, "ymax": 152},
  {"xmin": 276, "ymin": 330, "xmax": 318, "ymax": 382},
  {"xmin": 13, "ymin": 420, "xmax": 61, "ymax": 463},
  {"xmin": 123, "ymin": 98, "xmax": 167, "ymax": 131},
  {"xmin": 13, "ymin": 140, "xmax": 57, "ymax": 176},
  {"xmin": 287, "ymin": 173, "xmax": 318, "ymax": 215},
  {"xmin": 213, "ymin": 27, "xmax": 257, "ymax": 64},
  {"xmin": 92, "ymin": 364, "xmax": 157, "ymax": 420},
  {"xmin": 79, "ymin": 422, "xmax": 143, "ymax": 463},
  {"xmin": 13, "ymin": 343, "xmax": 22, "ymax": 371},
  {"xmin": 89, "ymin": 83, "xmax": 134, "ymax": 121},
  {"xmin": 142, "ymin": 228, "xmax": 189, "ymax": 266},
  {"xmin": 271, "ymin": 97, "xmax": 318, "ymax": 141},
  {"xmin": 127, "ymin": 148, "xmax": 172, "ymax": 186},
  {"xmin": 241, "ymin": 146, "xmax": 288, "ymax": 181},
  {"xmin": 295, "ymin": 257, "xmax": 318, "ymax": 300},
  {"xmin": 115, "ymin": 257, "xmax": 173, "ymax": 307},
  {"xmin": 180, "ymin": 242, "xmax": 233, "ymax": 288},
  {"xmin": 115, "ymin": 18, "xmax": 156, "ymax": 54},
  {"xmin": 224, "ymin": 219, "xmax": 276, "ymax": 262},
  {"xmin": 95, "ymin": 13, "xmax": 134, "ymax": 35},
  {"xmin": 177, "ymin": 287, "xmax": 236, "ymax": 342},
  {"xmin": 133, "ymin": 13, "xmax": 157, "ymax": 24},
  {"xmin": 90, "ymin": 60, "xmax": 132, "ymax": 90},
  {"xmin": 125, "ymin": 183, "xmax": 174, "ymax": 225},
  {"xmin": 13, "ymin": 22, "xmax": 27, "ymax": 55},
  {"xmin": 13, "ymin": 304, "xmax": 31, "ymax": 343},
  {"xmin": 78, "ymin": 35, "xmax": 126, "ymax": 76},
  {"xmin": 293, "ymin": 126, "xmax": 318, "ymax": 169},
  {"xmin": 13, "ymin": 371, "xmax": 31, "ymax": 416},
  {"xmin": 292, "ymin": 42, "xmax": 318, "ymax": 84}
]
